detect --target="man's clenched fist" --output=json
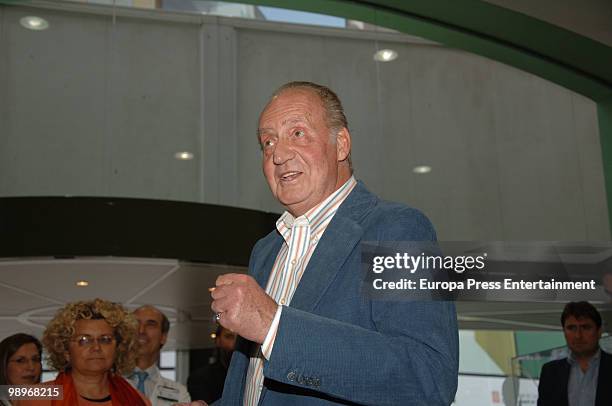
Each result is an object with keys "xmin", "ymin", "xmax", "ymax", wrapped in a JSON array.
[{"xmin": 211, "ymin": 273, "xmax": 277, "ymax": 344}]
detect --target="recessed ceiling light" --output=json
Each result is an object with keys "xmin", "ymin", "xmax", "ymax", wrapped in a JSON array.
[
  {"xmin": 75, "ymin": 280, "xmax": 89, "ymax": 287},
  {"xmin": 373, "ymin": 49, "xmax": 398, "ymax": 62},
  {"xmin": 210, "ymin": 333, "xmax": 217, "ymax": 339},
  {"xmin": 174, "ymin": 151, "xmax": 194, "ymax": 160},
  {"xmin": 20, "ymin": 16, "xmax": 49, "ymax": 31},
  {"xmin": 412, "ymin": 165, "xmax": 432, "ymax": 174}
]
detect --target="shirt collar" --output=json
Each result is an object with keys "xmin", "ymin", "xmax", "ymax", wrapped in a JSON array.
[
  {"xmin": 276, "ymin": 176, "xmax": 357, "ymax": 236},
  {"xmin": 567, "ymin": 348, "xmax": 601, "ymax": 366},
  {"xmin": 133, "ymin": 364, "xmax": 160, "ymax": 380}
]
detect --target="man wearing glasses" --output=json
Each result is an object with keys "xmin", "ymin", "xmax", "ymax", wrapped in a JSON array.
[{"xmin": 127, "ymin": 305, "xmax": 191, "ymax": 406}]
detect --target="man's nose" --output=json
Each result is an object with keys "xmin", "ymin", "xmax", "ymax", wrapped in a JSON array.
[
  {"xmin": 272, "ymin": 139, "xmax": 295, "ymax": 164},
  {"xmin": 138, "ymin": 322, "xmax": 146, "ymax": 334}
]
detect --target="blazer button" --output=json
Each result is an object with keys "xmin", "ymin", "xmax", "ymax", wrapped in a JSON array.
[{"xmin": 287, "ymin": 371, "xmax": 297, "ymax": 382}]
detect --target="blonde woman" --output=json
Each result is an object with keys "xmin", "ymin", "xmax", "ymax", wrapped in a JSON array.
[{"xmin": 17, "ymin": 299, "xmax": 150, "ymax": 406}]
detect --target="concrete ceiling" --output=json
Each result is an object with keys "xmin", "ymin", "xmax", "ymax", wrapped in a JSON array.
[{"xmin": 0, "ymin": 257, "xmax": 247, "ymax": 350}]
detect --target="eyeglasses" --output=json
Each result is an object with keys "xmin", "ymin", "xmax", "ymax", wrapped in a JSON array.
[{"xmin": 71, "ymin": 334, "xmax": 116, "ymax": 347}]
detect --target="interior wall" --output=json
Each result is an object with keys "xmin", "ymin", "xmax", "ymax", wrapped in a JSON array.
[
  {"xmin": 0, "ymin": 4, "xmax": 608, "ymax": 241},
  {"xmin": 234, "ymin": 28, "xmax": 609, "ymax": 241},
  {"xmin": 0, "ymin": 6, "xmax": 202, "ymax": 201}
]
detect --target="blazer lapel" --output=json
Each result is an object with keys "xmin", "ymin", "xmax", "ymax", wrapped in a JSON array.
[
  {"xmin": 289, "ymin": 216, "xmax": 363, "ymax": 312},
  {"xmin": 559, "ymin": 361, "xmax": 570, "ymax": 406},
  {"xmin": 596, "ymin": 351, "xmax": 612, "ymax": 406},
  {"xmin": 290, "ymin": 181, "xmax": 376, "ymax": 312},
  {"xmin": 250, "ymin": 235, "xmax": 283, "ymax": 288}
]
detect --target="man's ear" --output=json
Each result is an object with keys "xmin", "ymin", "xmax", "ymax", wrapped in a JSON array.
[
  {"xmin": 336, "ymin": 127, "xmax": 351, "ymax": 162},
  {"xmin": 160, "ymin": 332, "xmax": 168, "ymax": 347}
]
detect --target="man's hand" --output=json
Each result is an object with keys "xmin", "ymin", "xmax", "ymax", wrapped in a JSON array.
[{"xmin": 211, "ymin": 273, "xmax": 277, "ymax": 344}]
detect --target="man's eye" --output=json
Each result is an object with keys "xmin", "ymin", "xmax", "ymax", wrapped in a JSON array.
[
  {"xmin": 293, "ymin": 129, "xmax": 305, "ymax": 137},
  {"xmin": 263, "ymin": 139, "xmax": 275, "ymax": 148}
]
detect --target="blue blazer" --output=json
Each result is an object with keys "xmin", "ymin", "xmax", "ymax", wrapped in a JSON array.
[{"xmin": 219, "ymin": 181, "xmax": 458, "ymax": 405}]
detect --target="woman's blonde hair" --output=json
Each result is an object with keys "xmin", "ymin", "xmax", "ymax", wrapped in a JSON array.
[{"xmin": 42, "ymin": 298, "xmax": 139, "ymax": 375}]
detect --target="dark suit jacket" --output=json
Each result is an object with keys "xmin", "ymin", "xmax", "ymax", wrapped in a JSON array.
[
  {"xmin": 218, "ymin": 181, "xmax": 459, "ymax": 405},
  {"xmin": 188, "ymin": 356, "xmax": 229, "ymax": 404},
  {"xmin": 537, "ymin": 350, "xmax": 612, "ymax": 406}
]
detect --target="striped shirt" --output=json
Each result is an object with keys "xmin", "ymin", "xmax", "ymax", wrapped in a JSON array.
[{"xmin": 243, "ymin": 176, "xmax": 357, "ymax": 406}]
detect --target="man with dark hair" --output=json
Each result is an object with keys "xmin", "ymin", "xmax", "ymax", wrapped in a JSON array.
[
  {"xmin": 209, "ymin": 81, "xmax": 458, "ymax": 405},
  {"xmin": 538, "ymin": 301, "xmax": 612, "ymax": 406},
  {"xmin": 127, "ymin": 305, "xmax": 191, "ymax": 406}
]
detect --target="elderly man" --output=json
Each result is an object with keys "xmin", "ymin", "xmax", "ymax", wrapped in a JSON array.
[
  {"xmin": 538, "ymin": 301, "xmax": 612, "ymax": 406},
  {"xmin": 211, "ymin": 81, "xmax": 458, "ymax": 405},
  {"xmin": 127, "ymin": 305, "xmax": 191, "ymax": 406}
]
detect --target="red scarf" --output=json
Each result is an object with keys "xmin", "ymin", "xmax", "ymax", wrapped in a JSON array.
[{"xmin": 52, "ymin": 371, "xmax": 147, "ymax": 406}]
